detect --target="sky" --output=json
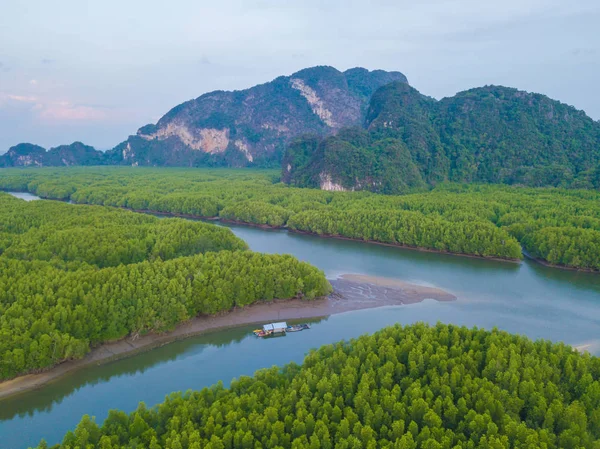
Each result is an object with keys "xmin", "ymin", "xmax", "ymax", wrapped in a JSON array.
[{"xmin": 0, "ymin": 0, "xmax": 599, "ymax": 152}]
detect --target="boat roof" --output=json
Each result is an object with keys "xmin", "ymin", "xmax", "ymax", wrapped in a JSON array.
[{"xmin": 263, "ymin": 322, "xmax": 287, "ymax": 331}]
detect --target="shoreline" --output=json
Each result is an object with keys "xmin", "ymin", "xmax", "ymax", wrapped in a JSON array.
[
  {"xmin": 0, "ymin": 274, "xmax": 455, "ymax": 401},
  {"xmin": 0, "ymin": 297, "xmax": 328, "ymax": 401},
  {"xmin": 522, "ymin": 250, "xmax": 599, "ymax": 273},
  {"xmin": 85, "ymin": 207, "xmax": 600, "ymax": 272},
  {"xmin": 1, "ymin": 189, "xmax": 520, "ymax": 263},
  {"xmin": 57, "ymin": 200, "xmax": 525, "ymax": 263},
  {"xmin": 5, "ymin": 189, "xmax": 598, "ymax": 272},
  {"xmin": 119, "ymin": 208, "xmax": 523, "ymax": 264},
  {"xmin": 287, "ymin": 229, "xmax": 522, "ymax": 264}
]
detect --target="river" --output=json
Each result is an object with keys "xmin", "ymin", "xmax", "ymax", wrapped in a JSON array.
[{"xmin": 2, "ymin": 192, "xmax": 600, "ymax": 448}]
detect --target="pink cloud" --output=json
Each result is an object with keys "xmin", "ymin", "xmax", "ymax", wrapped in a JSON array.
[
  {"xmin": 38, "ymin": 103, "xmax": 107, "ymax": 121},
  {"xmin": 1, "ymin": 92, "xmax": 110, "ymax": 122},
  {"xmin": 6, "ymin": 94, "xmax": 38, "ymax": 103}
]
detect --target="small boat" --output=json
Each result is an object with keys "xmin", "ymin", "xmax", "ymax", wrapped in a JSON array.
[
  {"xmin": 253, "ymin": 322, "xmax": 311, "ymax": 337},
  {"xmin": 253, "ymin": 329, "xmax": 269, "ymax": 337},
  {"xmin": 254, "ymin": 322, "xmax": 288, "ymax": 338},
  {"xmin": 253, "ymin": 329, "xmax": 287, "ymax": 338},
  {"xmin": 285, "ymin": 323, "xmax": 311, "ymax": 332}
]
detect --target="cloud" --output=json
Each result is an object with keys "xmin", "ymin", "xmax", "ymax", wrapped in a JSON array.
[
  {"xmin": 37, "ymin": 102, "xmax": 108, "ymax": 121},
  {"xmin": 0, "ymin": 0, "xmax": 599, "ymax": 149},
  {"xmin": 29, "ymin": 79, "xmax": 38, "ymax": 86},
  {"xmin": 6, "ymin": 94, "xmax": 38, "ymax": 103},
  {"xmin": 0, "ymin": 92, "xmax": 108, "ymax": 121}
]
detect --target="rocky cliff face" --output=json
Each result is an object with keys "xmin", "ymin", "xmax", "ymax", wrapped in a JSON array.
[
  {"xmin": 105, "ymin": 66, "xmax": 408, "ymax": 167},
  {"xmin": 0, "ymin": 142, "xmax": 105, "ymax": 167}
]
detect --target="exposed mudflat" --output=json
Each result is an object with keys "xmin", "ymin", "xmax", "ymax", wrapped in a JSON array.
[{"xmin": 335, "ymin": 274, "xmax": 457, "ymax": 305}]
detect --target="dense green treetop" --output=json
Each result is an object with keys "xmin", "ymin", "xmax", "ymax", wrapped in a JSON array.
[
  {"xmin": 2, "ymin": 167, "xmax": 600, "ymax": 269},
  {"xmin": 0, "ymin": 190, "xmax": 331, "ymax": 380},
  {"xmin": 41, "ymin": 323, "xmax": 600, "ymax": 448},
  {"xmin": 0, "ymin": 193, "xmax": 247, "ymax": 268},
  {"xmin": 0, "ymin": 249, "xmax": 330, "ymax": 381},
  {"xmin": 283, "ymin": 129, "xmax": 426, "ymax": 194}
]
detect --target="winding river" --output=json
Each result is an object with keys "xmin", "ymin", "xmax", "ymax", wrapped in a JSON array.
[{"xmin": 2, "ymin": 192, "xmax": 600, "ymax": 448}]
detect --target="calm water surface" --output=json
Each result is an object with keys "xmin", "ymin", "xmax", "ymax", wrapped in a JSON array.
[
  {"xmin": 6, "ymin": 192, "xmax": 41, "ymax": 202},
  {"xmin": 2, "ymin": 192, "xmax": 600, "ymax": 448}
]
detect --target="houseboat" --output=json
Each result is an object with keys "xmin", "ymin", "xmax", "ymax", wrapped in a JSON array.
[
  {"xmin": 253, "ymin": 322, "xmax": 288, "ymax": 338},
  {"xmin": 253, "ymin": 322, "xmax": 311, "ymax": 337}
]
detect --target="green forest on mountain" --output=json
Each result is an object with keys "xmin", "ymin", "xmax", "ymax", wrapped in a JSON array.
[
  {"xmin": 40, "ymin": 323, "xmax": 600, "ymax": 449},
  {"xmin": 0, "ymin": 193, "xmax": 331, "ymax": 380},
  {"xmin": 1, "ymin": 167, "xmax": 599, "ymax": 270},
  {"xmin": 283, "ymin": 84, "xmax": 600, "ymax": 193}
]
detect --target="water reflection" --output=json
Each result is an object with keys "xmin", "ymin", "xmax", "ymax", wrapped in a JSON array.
[
  {"xmin": 5, "ymin": 191, "xmax": 41, "ymax": 202},
  {"xmin": 0, "ymin": 318, "xmax": 326, "ymax": 423},
  {"xmin": 227, "ymin": 223, "xmax": 600, "ymax": 296}
]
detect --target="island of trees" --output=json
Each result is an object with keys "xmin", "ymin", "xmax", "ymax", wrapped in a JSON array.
[
  {"xmin": 0, "ymin": 192, "xmax": 331, "ymax": 380},
  {"xmin": 1, "ymin": 167, "xmax": 599, "ymax": 270},
  {"xmin": 40, "ymin": 323, "xmax": 600, "ymax": 448}
]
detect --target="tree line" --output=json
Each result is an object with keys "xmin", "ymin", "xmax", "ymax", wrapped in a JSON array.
[
  {"xmin": 288, "ymin": 209, "xmax": 522, "ymax": 260},
  {"xmin": 0, "ymin": 193, "xmax": 247, "ymax": 268},
  {"xmin": 1, "ymin": 167, "xmax": 599, "ymax": 269},
  {"xmin": 40, "ymin": 323, "xmax": 600, "ymax": 448}
]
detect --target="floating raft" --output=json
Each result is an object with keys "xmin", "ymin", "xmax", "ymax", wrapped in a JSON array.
[{"xmin": 253, "ymin": 322, "xmax": 311, "ymax": 337}]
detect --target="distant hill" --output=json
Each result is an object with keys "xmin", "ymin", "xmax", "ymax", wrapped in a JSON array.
[
  {"xmin": 0, "ymin": 142, "xmax": 105, "ymax": 168},
  {"xmin": 4, "ymin": 67, "xmax": 600, "ymax": 191},
  {"xmin": 283, "ymin": 82, "xmax": 600, "ymax": 192},
  {"xmin": 103, "ymin": 66, "xmax": 408, "ymax": 167}
]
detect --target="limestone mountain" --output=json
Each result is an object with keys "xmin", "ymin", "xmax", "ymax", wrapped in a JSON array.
[
  {"xmin": 283, "ymin": 82, "xmax": 600, "ymax": 192},
  {"xmin": 0, "ymin": 142, "xmax": 105, "ymax": 167},
  {"xmin": 0, "ymin": 143, "xmax": 47, "ymax": 167},
  {"xmin": 104, "ymin": 66, "xmax": 408, "ymax": 167},
  {"xmin": 4, "ymin": 67, "xmax": 599, "ymax": 190}
]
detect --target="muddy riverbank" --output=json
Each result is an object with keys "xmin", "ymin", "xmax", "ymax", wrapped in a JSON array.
[{"xmin": 0, "ymin": 274, "xmax": 454, "ymax": 400}]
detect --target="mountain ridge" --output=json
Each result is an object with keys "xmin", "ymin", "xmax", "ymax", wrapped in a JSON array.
[
  {"xmin": 3, "ymin": 66, "xmax": 600, "ymax": 192},
  {"xmin": 1, "ymin": 66, "xmax": 408, "ymax": 168},
  {"xmin": 104, "ymin": 66, "xmax": 408, "ymax": 167},
  {"xmin": 0, "ymin": 142, "xmax": 105, "ymax": 168}
]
